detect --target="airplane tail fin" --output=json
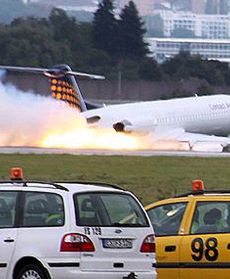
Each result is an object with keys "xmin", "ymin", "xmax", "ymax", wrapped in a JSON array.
[
  {"xmin": 0, "ymin": 64, "xmax": 105, "ymax": 112},
  {"xmin": 47, "ymin": 64, "xmax": 87, "ymax": 112}
]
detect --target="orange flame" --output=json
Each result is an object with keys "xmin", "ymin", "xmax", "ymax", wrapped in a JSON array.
[
  {"xmin": 41, "ymin": 127, "xmax": 142, "ymax": 150},
  {"xmin": 40, "ymin": 125, "xmax": 190, "ymax": 151}
]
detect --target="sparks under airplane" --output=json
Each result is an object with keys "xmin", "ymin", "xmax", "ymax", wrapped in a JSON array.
[{"xmin": 1, "ymin": 64, "xmax": 230, "ymax": 152}]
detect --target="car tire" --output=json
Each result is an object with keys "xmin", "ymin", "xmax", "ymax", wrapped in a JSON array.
[{"xmin": 16, "ymin": 264, "xmax": 47, "ymax": 279}]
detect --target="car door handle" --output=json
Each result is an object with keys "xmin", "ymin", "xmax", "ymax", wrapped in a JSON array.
[
  {"xmin": 165, "ymin": 245, "xmax": 176, "ymax": 252},
  {"xmin": 4, "ymin": 238, "xmax": 14, "ymax": 243}
]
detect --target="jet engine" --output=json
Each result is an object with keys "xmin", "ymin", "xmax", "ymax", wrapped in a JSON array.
[{"xmin": 113, "ymin": 120, "xmax": 148, "ymax": 133}]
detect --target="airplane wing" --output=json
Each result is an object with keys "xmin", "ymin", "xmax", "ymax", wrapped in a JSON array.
[{"xmin": 153, "ymin": 128, "xmax": 230, "ymax": 152}]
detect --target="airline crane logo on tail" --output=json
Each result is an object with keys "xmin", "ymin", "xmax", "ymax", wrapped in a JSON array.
[{"xmin": 50, "ymin": 78, "xmax": 81, "ymax": 110}]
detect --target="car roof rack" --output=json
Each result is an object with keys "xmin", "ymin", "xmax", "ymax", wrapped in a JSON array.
[
  {"xmin": 5, "ymin": 168, "xmax": 126, "ymax": 192},
  {"xmin": 55, "ymin": 181, "xmax": 126, "ymax": 191},
  {"xmin": 0, "ymin": 180, "xmax": 126, "ymax": 192},
  {"xmin": 176, "ymin": 190, "xmax": 230, "ymax": 198},
  {"xmin": 0, "ymin": 181, "xmax": 69, "ymax": 192}
]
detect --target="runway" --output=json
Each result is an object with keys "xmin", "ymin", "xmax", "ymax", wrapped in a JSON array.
[{"xmin": 1, "ymin": 147, "xmax": 230, "ymax": 157}]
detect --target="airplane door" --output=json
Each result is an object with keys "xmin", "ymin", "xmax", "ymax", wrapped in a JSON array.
[{"xmin": 0, "ymin": 191, "xmax": 18, "ymax": 278}]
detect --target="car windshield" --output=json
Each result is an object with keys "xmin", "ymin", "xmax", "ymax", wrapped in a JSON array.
[{"xmin": 74, "ymin": 192, "xmax": 149, "ymax": 227}]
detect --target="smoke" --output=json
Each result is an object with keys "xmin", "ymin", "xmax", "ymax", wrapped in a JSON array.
[
  {"xmin": 0, "ymin": 74, "xmax": 86, "ymax": 147},
  {"xmin": 0, "ymin": 73, "xmax": 190, "ymax": 151},
  {"xmin": 0, "ymin": 75, "xmax": 146, "ymax": 150}
]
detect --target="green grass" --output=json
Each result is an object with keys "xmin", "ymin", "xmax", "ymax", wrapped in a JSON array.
[{"xmin": 1, "ymin": 154, "xmax": 230, "ymax": 205}]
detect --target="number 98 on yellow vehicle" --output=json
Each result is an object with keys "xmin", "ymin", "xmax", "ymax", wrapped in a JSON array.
[{"xmin": 145, "ymin": 180, "xmax": 230, "ymax": 279}]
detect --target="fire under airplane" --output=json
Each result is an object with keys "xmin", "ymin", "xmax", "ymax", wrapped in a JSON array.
[{"xmin": 1, "ymin": 64, "xmax": 230, "ymax": 152}]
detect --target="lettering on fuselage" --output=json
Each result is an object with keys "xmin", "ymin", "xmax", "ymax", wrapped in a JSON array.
[{"xmin": 209, "ymin": 102, "xmax": 230, "ymax": 111}]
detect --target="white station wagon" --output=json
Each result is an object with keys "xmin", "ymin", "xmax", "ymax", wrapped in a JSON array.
[{"xmin": 0, "ymin": 168, "xmax": 156, "ymax": 279}]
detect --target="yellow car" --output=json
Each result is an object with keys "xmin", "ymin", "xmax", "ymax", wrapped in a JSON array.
[{"xmin": 145, "ymin": 180, "xmax": 230, "ymax": 279}]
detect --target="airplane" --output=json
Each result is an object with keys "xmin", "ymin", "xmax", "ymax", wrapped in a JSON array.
[{"xmin": 1, "ymin": 63, "xmax": 230, "ymax": 152}]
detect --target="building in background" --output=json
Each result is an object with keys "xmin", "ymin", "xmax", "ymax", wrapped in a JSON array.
[
  {"xmin": 116, "ymin": 0, "xmax": 155, "ymax": 15},
  {"xmin": 22, "ymin": 0, "xmax": 40, "ymax": 3},
  {"xmin": 191, "ymin": 0, "xmax": 206, "ymax": 13},
  {"xmin": 205, "ymin": 0, "xmax": 230, "ymax": 14},
  {"xmin": 133, "ymin": 0, "xmax": 154, "ymax": 14},
  {"xmin": 151, "ymin": 9, "xmax": 230, "ymax": 38},
  {"xmin": 21, "ymin": 0, "xmax": 230, "ymax": 15},
  {"xmin": 146, "ymin": 37, "xmax": 230, "ymax": 63},
  {"xmin": 38, "ymin": 0, "xmax": 98, "ymax": 13}
]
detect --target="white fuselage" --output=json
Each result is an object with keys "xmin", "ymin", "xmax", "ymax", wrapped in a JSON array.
[{"xmin": 82, "ymin": 94, "xmax": 230, "ymax": 136}]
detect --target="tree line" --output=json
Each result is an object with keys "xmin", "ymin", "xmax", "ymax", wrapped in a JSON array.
[{"xmin": 0, "ymin": 0, "xmax": 230, "ymax": 89}]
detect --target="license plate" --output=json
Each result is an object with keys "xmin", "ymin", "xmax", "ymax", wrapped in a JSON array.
[{"xmin": 102, "ymin": 238, "xmax": 132, "ymax": 249}]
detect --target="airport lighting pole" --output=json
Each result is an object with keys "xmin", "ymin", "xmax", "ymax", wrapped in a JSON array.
[{"xmin": 117, "ymin": 69, "xmax": 122, "ymax": 100}]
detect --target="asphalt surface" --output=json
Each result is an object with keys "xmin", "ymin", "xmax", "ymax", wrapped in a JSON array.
[{"xmin": 1, "ymin": 147, "xmax": 230, "ymax": 157}]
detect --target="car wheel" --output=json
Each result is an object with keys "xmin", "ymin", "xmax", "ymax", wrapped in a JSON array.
[{"xmin": 16, "ymin": 264, "xmax": 46, "ymax": 279}]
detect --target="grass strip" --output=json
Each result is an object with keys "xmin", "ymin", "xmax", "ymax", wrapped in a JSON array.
[{"xmin": 1, "ymin": 154, "xmax": 230, "ymax": 205}]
